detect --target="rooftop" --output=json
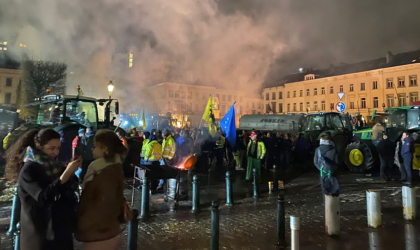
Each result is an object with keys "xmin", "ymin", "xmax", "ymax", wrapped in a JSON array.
[{"xmin": 266, "ymin": 49, "xmax": 420, "ymax": 88}]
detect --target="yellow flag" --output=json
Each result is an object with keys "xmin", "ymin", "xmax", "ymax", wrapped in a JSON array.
[
  {"xmin": 142, "ymin": 110, "xmax": 146, "ymax": 130},
  {"xmin": 202, "ymin": 96, "xmax": 217, "ymax": 136}
]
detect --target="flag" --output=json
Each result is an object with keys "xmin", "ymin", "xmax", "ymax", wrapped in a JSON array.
[
  {"xmin": 221, "ymin": 102, "xmax": 236, "ymax": 147},
  {"xmin": 202, "ymin": 96, "xmax": 217, "ymax": 136},
  {"xmin": 142, "ymin": 110, "xmax": 146, "ymax": 130}
]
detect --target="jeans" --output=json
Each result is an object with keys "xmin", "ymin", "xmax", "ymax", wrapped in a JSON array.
[
  {"xmin": 402, "ymin": 155, "xmax": 413, "ymax": 183},
  {"xmin": 379, "ymin": 155, "xmax": 393, "ymax": 180}
]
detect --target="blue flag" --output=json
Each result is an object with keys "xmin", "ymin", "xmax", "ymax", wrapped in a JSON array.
[{"xmin": 221, "ymin": 102, "xmax": 236, "ymax": 147}]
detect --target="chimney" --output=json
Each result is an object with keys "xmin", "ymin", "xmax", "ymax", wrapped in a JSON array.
[
  {"xmin": 329, "ymin": 63, "xmax": 334, "ymax": 74},
  {"xmin": 386, "ymin": 51, "xmax": 393, "ymax": 64}
]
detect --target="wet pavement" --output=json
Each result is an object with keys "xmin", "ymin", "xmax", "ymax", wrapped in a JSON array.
[{"xmin": 1, "ymin": 167, "xmax": 420, "ymax": 249}]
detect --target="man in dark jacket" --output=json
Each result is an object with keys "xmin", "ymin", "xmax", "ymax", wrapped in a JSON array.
[
  {"xmin": 314, "ymin": 135, "xmax": 338, "ymax": 197},
  {"xmin": 281, "ymin": 133, "xmax": 293, "ymax": 170},
  {"xmin": 401, "ymin": 131, "xmax": 414, "ymax": 185},
  {"xmin": 376, "ymin": 133, "xmax": 395, "ymax": 181}
]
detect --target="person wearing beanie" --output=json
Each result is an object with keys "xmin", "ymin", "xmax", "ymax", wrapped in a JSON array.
[{"xmin": 246, "ymin": 132, "xmax": 266, "ymax": 183}]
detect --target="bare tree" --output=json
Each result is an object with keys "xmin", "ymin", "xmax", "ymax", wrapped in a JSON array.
[{"xmin": 18, "ymin": 60, "xmax": 67, "ymax": 118}]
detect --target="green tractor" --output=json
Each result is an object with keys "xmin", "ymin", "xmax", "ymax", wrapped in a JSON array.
[
  {"xmin": 302, "ymin": 112, "xmax": 353, "ymax": 166},
  {"xmin": 345, "ymin": 106, "xmax": 420, "ymax": 172}
]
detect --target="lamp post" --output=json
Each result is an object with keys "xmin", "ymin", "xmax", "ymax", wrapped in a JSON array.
[{"xmin": 107, "ymin": 80, "xmax": 114, "ymax": 100}]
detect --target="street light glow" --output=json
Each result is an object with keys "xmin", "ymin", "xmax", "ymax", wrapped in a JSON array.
[{"xmin": 107, "ymin": 80, "xmax": 114, "ymax": 99}]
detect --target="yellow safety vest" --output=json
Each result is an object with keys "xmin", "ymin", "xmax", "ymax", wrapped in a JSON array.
[
  {"xmin": 144, "ymin": 140, "xmax": 162, "ymax": 162},
  {"xmin": 162, "ymin": 135, "xmax": 176, "ymax": 160},
  {"xmin": 247, "ymin": 141, "xmax": 266, "ymax": 159},
  {"xmin": 3, "ymin": 133, "xmax": 11, "ymax": 149},
  {"xmin": 141, "ymin": 139, "xmax": 149, "ymax": 158}
]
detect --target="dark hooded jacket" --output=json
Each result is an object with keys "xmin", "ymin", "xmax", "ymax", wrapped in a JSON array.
[{"xmin": 313, "ymin": 140, "xmax": 338, "ymax": 169}]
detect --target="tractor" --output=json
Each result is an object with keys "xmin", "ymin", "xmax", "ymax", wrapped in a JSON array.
[{"xmin": 345, "ymin": 105, "xmax": 420, "ymax": 172}]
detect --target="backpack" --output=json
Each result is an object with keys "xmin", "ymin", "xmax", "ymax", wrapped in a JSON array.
[{"xmin": 317, "ymin": 148, "xmax": 339, "ymax": 195}]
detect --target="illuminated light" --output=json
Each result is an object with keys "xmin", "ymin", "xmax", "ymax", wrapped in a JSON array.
[
  {"xmin": 3, "ymin": 47, "xmax": 7, "ymax": 51},
  {"xmin": 124, "ymin": 121, "xmax": 128, "ymax": 125},
  {"xmin": 299, "ymin": 68, "xmax": 303, "ymax": 73},
  {"xmin": 177, "ymin": 121, "xmax": 181, "ymax": 128},
  {"xmin": 46, "ymin": 88, "xmax": 51, "ymax": 93},
  {"xmin": 77, "ymin": 85, "xmax": 81, "ymax": 90},
  {"xmin": 3, "ymin": 41, "xmax": 7, "ymax": 45}
]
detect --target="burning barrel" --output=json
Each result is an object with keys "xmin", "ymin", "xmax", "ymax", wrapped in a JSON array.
[{"xmin": 168, "ymin": 155, "xmax": 198, "ymax": 201}]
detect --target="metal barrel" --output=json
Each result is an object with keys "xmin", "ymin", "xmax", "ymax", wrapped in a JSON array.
[
  {"xmin": 366, "ymin": 190, "xmax": 381, "ymax": 228},
  {"xmin": 277, "ymin": 193, "xmax": 286, "ymax": 248},
  {"xmin": 226, "ymin": 171, "xmax": 233, "ymax": 206},
  {"xmin": 325, "ymin": 195, "xmax": 340, "ymax": 236},
  {"xmin": 127, "ymin": 209, "xmax": 139, "ymax": 250},
  {"xmin": 290, "ymin": 216, "xmax": 300, "ymax": 250},
  {"xmin": 402, "ymin": 186, "xmax": 416, "ymax": 220},
  {"xmin": 192, "ymin": 175, "xmax": 200, "ymax": 213},
  {"xmin": 210, "ymin": 201, "xmax": 220, "ymax": 250},
  {"xmin": 140, "ymin": 177, "xmax": 150, "ymax": 220},
  {"xmin": 253, "ymin": 168, "xmax": 259, "ymax": 198}
]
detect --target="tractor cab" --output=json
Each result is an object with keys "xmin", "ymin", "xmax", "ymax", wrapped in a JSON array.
[{"xmin": 303, "ymin": 112, "xmax": 352, "ymax": 136}]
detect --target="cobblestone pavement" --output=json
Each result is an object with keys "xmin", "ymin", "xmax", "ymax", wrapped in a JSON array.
[{"xmin": 1, "ymin": 169, "xmax": 420, "ymax": 249}]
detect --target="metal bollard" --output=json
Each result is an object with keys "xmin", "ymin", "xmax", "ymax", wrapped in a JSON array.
[
  {"xmin": 140, "ymin": 177, "xmax": 150, "ymax": 220},
  {"xmin": 253, "ymin": 168, "xmax": 259, "ymax": 199},
  {"xmin": 7, "ymin": 186, "xmax": 21, "ymax": 237},
  {"xmin": 290, "ymin": 216, "xmax": 300, "ymax": 250},
  {"xmin": 226, "ymin": 171, "xmax": 233, "ymax": 206},
  {"xmin": 127, "ymin": 209, "xmax": 139, "ymax": 250},
  {"xmin": 402, "ymin": 186, "xmax": 416, "ymax": 220},
  {"xmin": 325, "ymin": 195, "xmax": 340, "ymax": 236},
  {"xmin": 277, "ymin": 192, "xmax": 286, "ymax": 248},
  {"xmin": 366, "ymin": 190, "xmax": 381, "ymax": 228},
  {"xmin": 192, "ymin": 175, "xmax": 200, "ymax": 213},
  {"xmin": 210, "ymin": 201, "xmax": 220, "ymax": 250},
  {"xmin": 14, "ymin": 222, "xmax": 20, "ymax": 250}
]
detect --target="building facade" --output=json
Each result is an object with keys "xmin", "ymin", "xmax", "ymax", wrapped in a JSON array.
[
  {"xmin": 140, "ymin": 82, "xmax": 263, "ymax": 127},
  {"xmin": 0, "ymin": 68, "xmax": 21, "ymax": 108},
  {"xmin": 263, "ymin": 50, "xmax": 420, "ymax": 120}
]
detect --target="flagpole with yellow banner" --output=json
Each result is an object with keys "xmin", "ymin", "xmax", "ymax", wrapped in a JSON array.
[
  {"xmin": 202, "ymin": 95, "xmax": 217, "ymax": 136},
  {"xmin": 142, "ymin": 109, "xmax": 146, "ymax": 130}
]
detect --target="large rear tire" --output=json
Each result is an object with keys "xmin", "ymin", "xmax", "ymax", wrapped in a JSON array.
[{"xmin": 345, "ymin": 141, "xmax": 375, "ymax": 172}]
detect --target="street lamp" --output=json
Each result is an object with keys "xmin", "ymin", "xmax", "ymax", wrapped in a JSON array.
[{"xmin": 107, "ymin": 80, "xmax": 114, "ymax": 99}]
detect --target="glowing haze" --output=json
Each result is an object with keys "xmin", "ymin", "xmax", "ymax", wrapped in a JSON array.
[{"xmin": 2, "ymin": 0, "xmax": 420, "ymax": 110}]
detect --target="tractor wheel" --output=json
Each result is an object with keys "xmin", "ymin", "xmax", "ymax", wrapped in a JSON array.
[
  {"xmin": 344, "ymin": 141, "xmax": 375, "ymax": 172},
  {"xmin": 332, "ymin": 134, "xmax": 348, "ymax": 168}
]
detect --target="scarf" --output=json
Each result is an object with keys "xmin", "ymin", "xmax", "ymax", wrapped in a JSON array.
[
  {"xmin": 23, "ymin": 146, "xmax": 63, "ymax": 177},
  {"xmin": 82, "ymin": 154, "xmax": 121, "ymax": 188}
]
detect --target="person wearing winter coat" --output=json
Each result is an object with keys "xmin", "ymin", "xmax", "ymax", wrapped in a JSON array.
[
  {"xmin": 401, "ymin": 131, "xmax": 414, "ymax": 185},
  {"xmin": 6, "ymin": 129, "xmax": 81, "ymax": 250},
  {"xmin": 376, "ymin": 133, "xmax": 396, "ymax": 181},
  {"xmin": 246, "ymin": 132, "xmax": 266, "ymax": 183},
  {"xmin": 313, "ymin": 134, "xmax": 338, "ymax": 196},
  {"xmin": 76, "ymin": 130, "xmax": 128, "ymax": 250}
]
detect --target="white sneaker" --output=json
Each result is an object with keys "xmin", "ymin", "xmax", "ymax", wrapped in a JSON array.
[
  {"xmin": 238, "ymin": 167, "xmax": 245, "ymax": 171},
  {"xmin": 235, "ymin": 167, "xmax": 241, "ymax": 171}
]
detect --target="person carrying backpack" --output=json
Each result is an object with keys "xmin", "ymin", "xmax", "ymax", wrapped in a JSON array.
[{"xmin": 313, "ymin": 134, "xmax": 339, "ymax": 198}]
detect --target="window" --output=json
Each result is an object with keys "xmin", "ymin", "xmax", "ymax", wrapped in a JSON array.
[
  {"xmin": 175, "ymin": 91, "xmax": 180, "ymax": 98},
  {"xmin": 293, "ymin": 103, "xmax": 296, "ymax": 112},
  {"xmin": 287, "ymin": 104, "xmax": 290, "ymax": 112},
  {"xmin": 266, "ymin": 93, "xmax": 269, "ymax": 100},
  {"xmin": 181, "ymin": 91, "xmax": 186, "ymax": 99},
  {"xmin": 306, "ymin": 102, "xmax": 310, "ymax": 111},
  {"xmin": 5, "ymin": 78, "xmax": 12, "ymax": 87},
  {"xmin": 321, "ymin": 101, "xmax": 325, "ymax": 111},
  {"xmin": 187, "ymin": 91, "xmax": 192, "ymax": 99},
  {"xmin": 321, "ymin": 87, "xmax": 325, "ymax": 95},
  {"xmin": 188, "ymin": 103, "xmax": 193, "ymax": 112},
  {"xmin": 350, "ymin": 84, "xmax": 354, "ymax": 92},
  {"xmin": 387, "ymin": 94, "xmax": 394, "ymax": 108},
  {"xmin": 300, "ymin": 103, "xmax": 303, "ymax": 111},
  {"xmin": 360, "ymin": 82, "xmax": 365, "ymax": 91},
  {"xmin": 398, "ymin": 94, "xmax": 406, "ymax": 106},
  {"xmin": 373, "ymin": 81, "xmax": 378, "ymax": 90},
  {"xmin": 228, "ymin": 95, "xmax": 232, "ymax": 101},
  {"xmin": 314, "ymin": 101, "xmax": 318, "ymax": 111},
  {"xmin": 398, "ymin": 77, "xmax": 405, "ymax": 87},
  {"xmin": 169, "ymin": 90, "xmax": 174, "ymax": 97},
  {"xmin": 306, "ymin": 89, "xmax": 310, "ymax": 96},
  {"xmin": 330, "ymin": 86, "xmax": 334, "ymax": 94},
  {"xmin": 195, "ymin": 103, "xmax": 198, "ymax": 112},
  {"xmin": 350, "ymin": 102, "xmax": 355, "ymax": 109},
  {"xmin": 279, "ymin": 92, "xmax": 283, "ymax": 99},
  {"xmin": 314, "ymin": 88, "xmax": 317, "ymax": 95},
  {"xmin": 272, "ymin": 93, "xmax": 276, "ymax": 100},
  {"xmin": 410, "ymin": 75, "xmax": 417, "ymax": 86},
  {"xmin": 373, "ymin": 97, "xmax": 379, "ymax": 108},
  {"xmin": 287, "ymin": 92, "xmax": 290, "ymax": 98},
  {"xmin": 4, "ymin": 93, "xmax": 11, "ymax": 104},
  {"xmin": 299, "ymin": 90, "xmax": 303, "ymax": 97},
  {"xmin": 168, "ymin": 101, "xmax": 173, "ymax": 110},
  {"xmin": 339, "ymin": 85, "xmax": 343, "ymax": 92},
  {"xmin": 330, "ymin": 103, "xmax": 334, "ymax": 111},
  {"xmin": 222, "ymin": 95, "xmax": 226, "ymax": 101},
  {"xmin": 279, "ymin": 103, "xmax": 283, "ymax": 113},
  {"xmin": 271, "ymin": 102, "xmax": 276, "ymax": 113},
  {"xmin": 387, "ymin": 78, "xmax": 393, "ymax": 88},
  {"xmin": 293, "ymin": 91, "xmax": 296, "ymax": 98},
  {"xmin": 258, "ymin": 103, "xmax": 261, "ymax": 109},
  {"xmin": 220, "ymin": 104, "xmax": 226, "ymax": 114},
  {"xmin": 361, "ymin": 98, "xmax": 366, "ymax": 109},
  {"xmin": 410, "ymin": 92, "xmax": 418, "ymax": 103}
]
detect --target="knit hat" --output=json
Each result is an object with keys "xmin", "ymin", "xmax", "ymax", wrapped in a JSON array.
[
  {"xmin": 78, "ymin": 128, "xmax": 86, "ymax": 134},
  {"xmin": 250, "ymin": 132, "xmax": 257, "ymax": 140}
]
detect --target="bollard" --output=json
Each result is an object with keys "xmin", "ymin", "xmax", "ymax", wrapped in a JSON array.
[
  {"xmin": 366, "ymin": 190, "xmax": 381, "ymax": 228},
  {"xmin": 253, "ymin": 168, "xmax": 259, "ymax": 199},
  {"xmin": 7, "ymin": 186, "xmax": 21, "ymax": 237},
  {"xmin": 277, "ymin": 193, "xmax": 286, "ymax": 248},
  {"xmin": 192, "ymin": 175, "xmax": 200, "ymax": 213},
  {"xmin": 226, "ymin": 171, "xmax": 233, "ymax": 206},
  {"xmin": 13, "ymin": 222, "xmax": 20, "ymax": 250},
  {"xmin": 290, "ymin": 216, "xmax": 300, "ymax": 250},
  {"xmin": 140, "ymin": 177, "xmax": 150, "ymax": 220},
  {"xmin": 127, "ymin": 209, "xmax": 139, "ymax": 250},
  {"xmin": 402, "ymin": 186, "xmax": 416, "ymax": 220},
  {"xmin": 325, "ymin": 195, "xmax": 340, "ymax": 236},
  {"xmin": 210, "ymin": 201, "xmax": 220, "ymax": 250}
]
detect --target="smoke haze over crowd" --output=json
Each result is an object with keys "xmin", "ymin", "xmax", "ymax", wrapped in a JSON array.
[{"xmin": 1, "ymin": 0, "xmax": 420, "ymax": 106}]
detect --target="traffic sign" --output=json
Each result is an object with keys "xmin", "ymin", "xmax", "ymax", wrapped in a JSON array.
[
  {"xmin": 337, "ymin": 92, "xmax": 345, "ymax": 100},
  {"xmin": 335, "ymin": 101, "xmax": 346, "ymax": 113},
  {"xmin": 351, "ymin": 116, "xmax": 357, "ymax": 126}
]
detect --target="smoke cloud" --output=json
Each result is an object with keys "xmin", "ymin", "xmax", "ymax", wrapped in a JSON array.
[{"xmin": 1, "ymin": 0, "xmax": 420, "ymax": 111}]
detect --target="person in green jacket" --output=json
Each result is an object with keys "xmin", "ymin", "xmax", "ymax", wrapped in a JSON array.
[{"xmin": 246, "ymin": 132, "xmax": 266, "ymax": 183}]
